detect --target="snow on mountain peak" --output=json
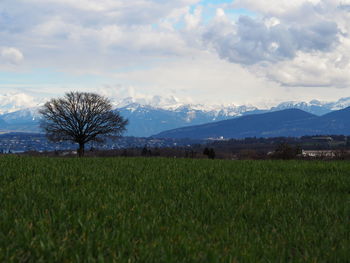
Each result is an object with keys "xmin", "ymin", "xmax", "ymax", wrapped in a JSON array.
[
  {"xmin": 0, "ymin": 93, "xmax": 39, "ymax": 114},
  {"xmin": 309, "ymin": 99, "xmax": 323, "ymax": 106},
  {"xmin": 113, "ymin": 95, "xmax": 183, "ymax": 110},
  {"xmin": 110, "ymin": 95, "xmax": 259, "ymax": 118},
  {"xmin": 331, "ymin": 97, "xmax": 350, "ymax": 110},
  {"xmin": 2, "ymin": 93, "xmax": 350, "ymax": 120},
  {"xmin": 1, "ymin": 106, "xmax": 41, "ymax": 122}
]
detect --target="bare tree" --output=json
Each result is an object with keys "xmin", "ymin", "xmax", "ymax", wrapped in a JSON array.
[{"xmin": 40, "ymin": 92, "xmax": 128, "ymax": 157}]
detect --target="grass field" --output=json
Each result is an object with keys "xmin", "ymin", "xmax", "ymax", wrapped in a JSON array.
[{"xmin": 0, "ymin": 156, "xmax": 349, "ymax": 262}]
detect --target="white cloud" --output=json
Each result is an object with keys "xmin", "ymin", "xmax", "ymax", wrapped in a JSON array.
[
  {"xmin": 17, "ymin": 0, "xmax": 200, "ymax": 25},
  {"xmin": 231, "ymin": 0, "xmax": 322, "ymax": 15},
  {"xmin": 0, "ymin": 47, "xmax": 24, "ymax": 65},
  {"xmin": 1, "ymin": 0, "xmax": 350, "ymax": 105},
  {"xmin": 0, "ymin": 92, "xmax": 38, "ymax": 113},
  {"xmin": 202, "ymin": 0, "xmax": 350, "ymax": 90},
  {"xmin": 0, "ymin": 0, "xmax": 202, "ymax": 73},
  {"xmin": 185, "ymin": 6, "xmax": 202, "ymax": 30},
  {"xmin": 263, "ymin": 43, "xmax": 350, "ymax": 88},
  {"xmin": 107, "ymin": 53, "xmax": 286, "ymax": 106},
  {"xmin": 204, "ymin": 4, "xmax": 339, "ymax": 65},
  {"xmin": 216, "ymin": 8, "xmax": 226, "ymax": 18}
]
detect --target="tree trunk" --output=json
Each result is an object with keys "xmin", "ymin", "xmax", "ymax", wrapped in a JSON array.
[{"xmin": 78, "ymin": 142, "xmax": 85, "ymax": 157}]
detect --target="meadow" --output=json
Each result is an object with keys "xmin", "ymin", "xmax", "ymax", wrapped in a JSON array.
[{"xmin": 0, "ymin": 156, "xmax": 349, "ymax": 262}]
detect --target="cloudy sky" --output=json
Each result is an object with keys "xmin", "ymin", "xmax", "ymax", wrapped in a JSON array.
[{"xmin": 1, "ymin": 0, "xmax": 350, "ymax": 108}]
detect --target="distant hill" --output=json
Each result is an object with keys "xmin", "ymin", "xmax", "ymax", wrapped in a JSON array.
[
  {"xmin": 0, "ymin": 107, "xmax": 41, "ymax": 133},
  {"xmin": 153, "ymin": 108, "xmax": 350, "ymax": 139},
  {"xmin": 0, "ymin": 118, "xmax": 6, "ymax": 128},
  {"xmin": 311, "ymin": 107, "xmax": 350, "ymax": 134}
]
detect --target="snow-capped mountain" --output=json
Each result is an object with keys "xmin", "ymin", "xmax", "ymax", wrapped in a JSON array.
[
  {"xmin": 271, "ymin": 97, "xmax": 350, "ymax": 115},
  {"xmin": 327, "ymin": 97, "xmax": 350, "ymax": 110},
  {"xmin": 116, "ymin": 103, "xmax": 260, "ymax": 137},
  {"xmin": 0, "ymin": 101, "xmax": 261, "ymax": 136},
  {"xmin": 113, "ymin": 96, "xmax": 260, "ymax": 115},
  {"xmin": 0, "ymin": 107, "xmax": 42, "ymax": 133},
  {"xmin": 0, "ymin": 93, "xmax": 40, "ymax": 114},
  {"xmin": 1, "ymin": 95, "xmax": 350, "ymax": 137},
  {"xmin": 155, "ymin": 107, "xmax": 350, "ymax": 140},
  {"xmin": 114, "ymin": 96, "xmax": 184, "ymax": 111},
  {"xmin": 0, "ymin": 107, "xmax": 41, "ymax": 123}
]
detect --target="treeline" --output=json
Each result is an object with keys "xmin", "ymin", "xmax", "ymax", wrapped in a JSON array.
[
  {"xmin": 209, "ymin": 135, "xmax": 350, "ymax": 152},
  {"xmin": 17, "ymin": 143, "xmax": 350, "ymax": 161},
  {"xmin": 8, "ymin": 135, "xmax": 350, "ymax": 160}
]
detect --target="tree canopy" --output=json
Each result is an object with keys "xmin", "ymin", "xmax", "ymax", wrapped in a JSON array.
[{"xmin": 40, "ymin": 92, "xmax": 128, "ymax": 156}]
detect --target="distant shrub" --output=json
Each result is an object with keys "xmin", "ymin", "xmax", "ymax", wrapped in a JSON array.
[
  {"xmin": 238, "ymin": 149, "xmax": 258, "ymax": 160},
  {"xmin": 141, "ymin": 145, "xmax": 152, "ymax": 157},
  {"xmin": 203, "ymin": 147, "xmax": 216, "ymax": 159},
  {"xmin": 271, "ymin": 143, "xmax": 302, "ymax": 160}
]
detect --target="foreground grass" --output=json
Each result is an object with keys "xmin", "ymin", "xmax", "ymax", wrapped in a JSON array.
[{"xmin": 0, "ymin": 156, "xmax": 349, "ymax": 262}]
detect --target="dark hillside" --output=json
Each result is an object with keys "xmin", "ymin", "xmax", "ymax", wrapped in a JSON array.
[{"xmin": 154, "ymin": 109, "xmax": 319, "ymax": 139}]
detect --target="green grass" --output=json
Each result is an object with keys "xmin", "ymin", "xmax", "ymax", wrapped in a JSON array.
[{"xmin": 0, "ymin": 156, "xmax": 349, "ymax": 262}]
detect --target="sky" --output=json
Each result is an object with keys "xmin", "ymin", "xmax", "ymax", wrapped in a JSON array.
[{"xmin": 1, "ymin": 0, "xmax": 350, "ymax": 108}]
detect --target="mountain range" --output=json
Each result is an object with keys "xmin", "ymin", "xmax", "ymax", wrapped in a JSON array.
[
  {"xmin": 0, "ymin": 96, "xmax": 350, "ymax": 137},
  {"xmin": 155, "ymin": 107, "xmax": 350, "ymax": 139}
]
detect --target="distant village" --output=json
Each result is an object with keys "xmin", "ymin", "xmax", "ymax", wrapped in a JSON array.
[
  {"xmin": 0, "ymin": 133, "xmax": 200, "ymax": 154},
  {"xmin": 1, "ymin": 132, "xmax": 350, "ymax": 160}
]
